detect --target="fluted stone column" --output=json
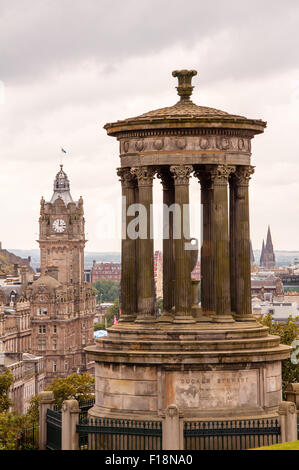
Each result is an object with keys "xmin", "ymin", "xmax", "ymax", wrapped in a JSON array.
[
  {"xmin": 230, "ymin": 165, "xmax": 255, "ymax": 321},
  {"xmin": 157, "ymin": 167, "xmax": 175, "ymax": 321},
  {"xmin": 229, "ymin": 175, "xmax": 237, "ymax": 315},
  {"xmin": 170, "ymin": 165, "xmax": 195, "ymax": 323},
  {"xmin": 194, "ymin": 168, "xmax": 216, "ymax": 316},
  {"xmin": 210, "ymin": 164, "xmax": 235, "ymax": 322},
  {"xmin": 131, "ymin": 166, "xmax": 156, "ymax": 322},
  {"xmin": 117, "ymin": 168, "xmax": 138, "ymax": 322}
]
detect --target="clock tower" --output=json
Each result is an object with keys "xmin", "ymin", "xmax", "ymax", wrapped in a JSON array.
[
  {"xmin": 39, "ymin": 165, "xmax": 85, "ymax": 286},
  {"xmin": 28, "ymin": 165, "xmax": 96, "ymax": 385}
]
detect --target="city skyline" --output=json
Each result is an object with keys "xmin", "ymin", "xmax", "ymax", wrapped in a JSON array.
[{"xmin": 1, "ymin": 0, "xmax": 299, "ymax": 251}]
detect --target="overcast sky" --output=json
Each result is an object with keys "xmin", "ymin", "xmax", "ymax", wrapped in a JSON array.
[{"xmin": 1, "ymin": 0, "xmax": 299, "ymax": 253}]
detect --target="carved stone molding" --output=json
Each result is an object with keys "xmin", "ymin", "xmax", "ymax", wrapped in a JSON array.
[
  {"xmin": 130, "ymin": 166, "xmax": 156, "ymax": 187},
  {"xmin": 153, "ymin": 138, "xmax": 164, "ymax": 150},
  {"xmin": 195, "ymin": 165, "xmax": 236, "ymax": 188},
  {"xmin": 117, "ymin": 167, "xmax": 136, "ymax": 189},
  {"xmin": 120, "ymin": 135, "xmax": 252, "ymax": 155},
  {"xmin": 170, "ymin": 165, "xmax": 193, "ymax": 185},
  {"xmin": 233, "ymin": 165, "xmax": 255, "ymax": 186}
]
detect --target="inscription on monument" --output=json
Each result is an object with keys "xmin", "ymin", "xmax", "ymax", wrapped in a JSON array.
[{"xmin": 166, "ymin": 370, "xmax": 259, "ymax": 409}]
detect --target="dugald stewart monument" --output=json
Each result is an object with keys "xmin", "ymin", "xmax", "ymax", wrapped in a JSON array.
[{"xmin": 86, "ymin": 71, "xmax": 290, "ymax": 427}]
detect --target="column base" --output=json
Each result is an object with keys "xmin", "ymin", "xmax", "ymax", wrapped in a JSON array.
[
  {"xmin": 157, "ymin": 312, "xmax": 174, "ymax": 323},
  {"xmin": 118, "ymin": 314, "xmax": 137, "ymax": 323},
  {"xmin": 211, "ymin": 314, "xmax": 235, "ymax": 323},
  {"xmin": 134, "ymin": 315, "xmax": 157, "ymax": 324},
  {"xmin": 173, "ymin": 314, "xmax": 196, "ymax": 324},
  {"xmin": 234, "ymin": 314, "xmax": 257, "ymax": 322},
  {"xmin": 191, "ymin": 306, "xmax": 212, "ymax": 322}
]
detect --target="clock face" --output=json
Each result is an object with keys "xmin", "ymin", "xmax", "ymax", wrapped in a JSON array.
[{"xmin": 53, "ymin": 219, "xmax": 66, "ymax": 233}]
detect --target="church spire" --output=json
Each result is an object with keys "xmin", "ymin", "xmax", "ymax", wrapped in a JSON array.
[
  {"xmin": 265, "ymin": 225, "xmax": 273, "ymax": 251},
  {"xmin": 260, "ymin": 240, "xmax": 265, "ymax": 266},
  {"xmin": 260, "ymin": 226, "xmax": 275, "ymax": 269}
]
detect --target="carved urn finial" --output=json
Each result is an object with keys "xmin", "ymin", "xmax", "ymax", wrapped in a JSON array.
[{"xmin": 172, "ymin": 69, "xmax": 197, "ymax": 102}]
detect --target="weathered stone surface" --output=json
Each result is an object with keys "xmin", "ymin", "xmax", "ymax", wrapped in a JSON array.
[{"xmin": 165, "ymin": 370, "xmax": 259, "ymax": 409}]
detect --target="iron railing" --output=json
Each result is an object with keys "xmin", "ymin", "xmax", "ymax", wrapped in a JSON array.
[
  {"xmin": 78, "ymin": 398, "xmax": 95, "ymax": 421},
  {"xmin": 77, "ymin": 417, "xmax": 162, "ymax": 450},
  {"xmin": 18, "ymin": 425, "xmax": 39, "ymax": 450},
  {"xmin": 46, "ymin": 408, "xmax": 62, "ymax": 450},
  {"xmin": 184, "ymin": 418, "xmax": 281, "ymax": 450}
]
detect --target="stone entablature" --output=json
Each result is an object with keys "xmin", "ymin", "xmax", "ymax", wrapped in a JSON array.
[{"xmin": 120, "ymin": 134, "xmax": 252, "ymax": 156}]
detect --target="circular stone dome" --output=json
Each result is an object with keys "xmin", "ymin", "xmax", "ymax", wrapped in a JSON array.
[
  {"xmin": 104, "ymin": 70, "xmax": 266, "ymax": 135},
  {"xmin": 32, "ymin": 274, "xmax": 61, "ymax": 294}
]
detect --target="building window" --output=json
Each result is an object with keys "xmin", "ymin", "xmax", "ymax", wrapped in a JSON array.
[
  {"xmin": 53, "ymin": 339, "xmax": 57, "ymax": 350},
  {"xmin": 82, "ymin": 335, "xmax": 86, "ymax": 345},
  {"xmin": 65, "ymin": 361, "xmax": 68, "ymax": 371},
  {"xmin": 53, "ymin": 325, "xmax": 57, "ymax": 334},
  {"xmin": 38, "ymin": 339, "xmax": 46, "ymax": 351},
  {"xmin": 53, "ymin": 361, "xmax": 57, "ymax": 372},
  {"xmin": 38, "ymin": 325, "xmax": 46, "ymax": 334}
]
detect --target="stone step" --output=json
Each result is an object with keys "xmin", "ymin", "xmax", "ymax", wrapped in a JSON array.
[{"xmin": 96, "ymin": 334, "xmax": 281, "ymax": 352}]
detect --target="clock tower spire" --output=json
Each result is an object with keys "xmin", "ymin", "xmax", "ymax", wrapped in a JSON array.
[{"xmin": 38, "ymin": 165, "xmax": 86, "ymax": 286}]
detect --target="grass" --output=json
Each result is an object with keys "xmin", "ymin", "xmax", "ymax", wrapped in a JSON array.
[{"xmin": 253, "ymin": 440, "xmax": 299, "ymax": 450}]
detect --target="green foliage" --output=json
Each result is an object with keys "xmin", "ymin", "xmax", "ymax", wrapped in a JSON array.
[
  {"xmin": 0, "ymin": 369, "xmax": 13, "ymax": 413},
  {"xmin": 26, "ymin": 395, "xmax": 40, "ymax": 425},
  {"xmin": 0, "ymin": 411, "xmax": 32, "ymax": 450},
  {"xmin": 45, "ymin": 373, "xmax": 95, "ymax": 408},
  {"xmin": 94, "ymin": 322, "xmax": 106, "ymax": 331},
  {"xmin": 156, "ymin": 297, "xmax": 163, "ymax": 313},
  {"xmin": 260, "ymin": 313, "xmax": 299, "ymax": 395},
  {"xmin": 105, "ymin": 298, "xmax": 119, "ymax": 327},
  {"xmin": 92, "ymin": 280, "xmax": 120, "ymax": 303}
]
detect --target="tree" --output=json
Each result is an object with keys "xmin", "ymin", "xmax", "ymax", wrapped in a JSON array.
[
  {"xmin": 0, "ymin": 369, "xmax": 13, "ymax": 413},
  {"xmin": 45, "ymin": 373, "xmax": 95, "ymax": 408},
  {"xmin": 92, "ymin": 280, "xmax": 120, "ymax": 303},
  {"xmin": 260, "ymin": 313, "xmax": 299, "ymax": 396},
  {"xmin": 0, "ymin": 412, "xmax": 32, "ymax": 450},
  {"xmin": 105, "ymin": 298, "xmax": 119, "ymax": 327}
]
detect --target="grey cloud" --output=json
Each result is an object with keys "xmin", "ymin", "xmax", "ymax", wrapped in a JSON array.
[{"xmin": 1, "ymin": 0, "xmax": 299, "ymax": 83}]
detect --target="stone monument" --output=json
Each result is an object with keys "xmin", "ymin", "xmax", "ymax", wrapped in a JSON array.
[{"xmin": 86, "ymin": 70, "xmax": 290, "ymax": 421}]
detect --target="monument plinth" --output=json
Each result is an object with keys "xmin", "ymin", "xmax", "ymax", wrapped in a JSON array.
[{"xmin": 86, "ymin": 70, "xmax": 290, "ymax": 421}]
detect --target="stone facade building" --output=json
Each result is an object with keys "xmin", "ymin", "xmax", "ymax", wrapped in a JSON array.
[
  {"xmin": 91, "ymin": 261, "xmax": 121, "ymax": 283},
  {"xmin": 27, "ymin": 166, "xmax": 96, "ymax": 385}
]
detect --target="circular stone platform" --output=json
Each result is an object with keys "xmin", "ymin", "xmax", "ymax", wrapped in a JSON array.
[{"xmin": 86, "ymin": 320, "xmax": 290, "ymax": 420}]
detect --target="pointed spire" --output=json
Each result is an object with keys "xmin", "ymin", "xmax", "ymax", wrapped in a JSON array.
[
  {"xmin": 260, "ymin": 240, "xmax": 265, "ymax": 266},
  {"xmin": 266, "ymin": 225, "xmax": 273, "ymax": 251},
  {"xmin": 260, "ymin": 226, "xmax": 275, "ymax": 269}
]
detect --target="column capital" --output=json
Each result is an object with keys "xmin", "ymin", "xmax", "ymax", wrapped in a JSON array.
[
  {"xmin": 194, "ymin": 164, "xmax": 236, "ymax": 188},
  {"xmin": 232, "ymin": 165, "xmax": 255, "ymax": 187},
  {"xmin": 131, "ymin": 166, "xmax": 156, "ymax": 187},
  {"xmin": 117, "ymin": 167, "xmax": 136, "ymax": 189},
  {"xmin": 170, "ymin": 165, "xmax": 193, "ymax": 185}
]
